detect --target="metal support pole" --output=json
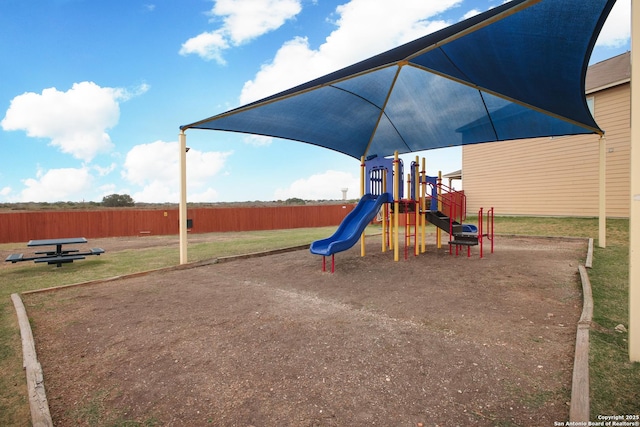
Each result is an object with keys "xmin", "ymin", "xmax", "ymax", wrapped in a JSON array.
[
  {"xmin": 629, "ymin": 0, "xmax": 640, "ymax": 361},
  {"xmin": 598, "ymin": 136, "xmax": 607, "ymax": 248},
  {"xmin": 179, "ymin": 130, "xmax": 188, "ymax": 265}
]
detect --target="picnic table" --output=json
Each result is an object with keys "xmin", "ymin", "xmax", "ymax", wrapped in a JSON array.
[{"xmin": 5, "ymin": 237, "xmax": 105, "ymax": 267}]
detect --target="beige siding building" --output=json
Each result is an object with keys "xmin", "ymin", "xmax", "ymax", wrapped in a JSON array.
[{"xmin": 462, "ymin": 52, "xmax": 631, "ymax": 217}]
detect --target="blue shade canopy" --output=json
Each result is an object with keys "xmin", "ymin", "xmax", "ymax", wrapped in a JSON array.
[{"xmin": 181, "ymin": 0, "xmax": 616, "ymax": 160}]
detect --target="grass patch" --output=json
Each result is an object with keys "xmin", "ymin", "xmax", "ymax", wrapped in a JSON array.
[
  {"xmin": 67, "ymin": 389, "xmax": 159, "ymax": 427},
  {"xmin": 0, "ymin": 219, "xmax": 638, "ymax": 424},
  {"xmin": 587, "ymin": 239, "xmax": 640, "ymax": 416},
  {"xmin": 493, "ymin": 216, "xmax": 640, "ymax": 417},
  {"xmin": 490, "ymin": 216, "xmax": 629, "ymax": 243}
]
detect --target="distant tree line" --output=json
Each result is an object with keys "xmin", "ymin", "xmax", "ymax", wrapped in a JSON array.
[
  {"xmin": 283, "ymin": 197, "xmax": 306, "ymax": 205},
  {"xmin": 0, "ymin": 201, "xmax": 102, "ymax": 211},
  {"xmin": 0, "ymin": 196, "xmax": 356, "ymax": 212},
  {"xmin": 101, "ymin": 194, "xmax": 135, "ymax": 207}
]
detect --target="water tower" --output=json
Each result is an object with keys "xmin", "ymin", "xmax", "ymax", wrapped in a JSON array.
[{"xmin": 341, "ymin": 188, "xmax": 348, "ymax": 200}]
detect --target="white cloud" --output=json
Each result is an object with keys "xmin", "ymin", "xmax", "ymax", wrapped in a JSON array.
[
  {"xmin": 179, "ymin": 31, "xmax": 229, "ymax": 64},
  {"xmin": 122, "ymin": 140, "xmax": 232, "ymax": 203},
  {"xmin": 17, "ymin": 167, "xmax": 94, "ymax": 202},
  {"xmin": 274, "ymin": 170, "xmax": 359, "ymax": 200},
  {"xmin": 596, "ymin": 0, "xmax": 630, "ymax": 48},
  {"xmin": 240, "ymin": 0, "xmax": 462, "ymax": 103},
  {"xmin": 0, "ymin": 186, "xmax": 11, "ymax": 197},
  {"xmin": 123, "ymin": 140, "xmax": 179, "ymax": 186},
  {"xmin": 189, "ymin": 188, "xmax": 221, "ymax": 203},
  {"xmin": 213, "ymin": 0, "xmax": 302, "ymax": 44},
  {"xmin": 115, "ymin": 83, "xmax": 150, "ymax": 102},
  {"xmin": 132, "ymin": 182, "xmax": 218, "ymax": 204},
  {"xmin": 188, "ymin": 148, "xmax": 233, "ymax": 187},
  {"xmin": 130, "ymin": 180, "xmax": 178, "ymax": 204},
  {"xmin": 243, "ymin": 134, "xmax": 273, "ymax": 146},
  {"xmin": 460, "ymin": 9, "xmax": 481, "ymax": 20},
  {"xmin": 97, "ymin": 183, "xmax": 117, "ymax": 198},
  {"xmin": 93, "ymin": 163, "xmax": 117, "ymax": 177},
  {"xmin": 180, "ymin": 0, "xmax": 302, "ymax": 63},
  {"xmin": 1, "ymin": 81, "xmax": 148, "ymax": 162}
]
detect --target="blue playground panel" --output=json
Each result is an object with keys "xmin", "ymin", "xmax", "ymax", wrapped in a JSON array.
[
  {"xmin": 460, "ymin": 224, "xmax": 477, "ymax": 233},
  {"xmin": 365, "ymin": 156, "xmax": 402, "ymax": 199}
]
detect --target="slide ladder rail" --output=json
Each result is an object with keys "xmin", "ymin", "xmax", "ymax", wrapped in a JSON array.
[
  {"xmin": 401, "ymin": 199, "xmax": 419, "ymax": 259},
  {"xmin": 424, "ymin": 180, "xmax": 467, "ymax": 238},
  {"xmin": 479, "ymin": 207, "xmax": 495, "ymax": 258},
  {"xmin": 425, "ymin": 180, "xmax": 466, "ymax": 224}
]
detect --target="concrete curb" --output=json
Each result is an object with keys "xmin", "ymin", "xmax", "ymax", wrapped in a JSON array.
[
  {"xmin": 569, "ymin": 238, "xmax": 595, "ymax": 422},
  {"xmin": 10, "ymin": 293, "xmax": 53, "ymax": 427},
  {"xmin": 585, "ymin": 238, "xmax": 594, "ymax": 268}
]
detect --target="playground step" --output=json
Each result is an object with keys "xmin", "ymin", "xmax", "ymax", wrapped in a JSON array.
[
  {"xmin": 448, "ymin": 239, "xmax": 479, "ymax": 246},
  {"xmin": 454, "ymin": 232, "xmax": 478, "ymax": 238},
  {"xmin": 425, "ymin": 211, "xmax": 457, "ymax": 231}
]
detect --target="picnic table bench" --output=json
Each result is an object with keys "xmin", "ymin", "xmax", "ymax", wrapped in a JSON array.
[{"xmin": 5, "ymin": 237, "xmax": 105, "ymax": 267}]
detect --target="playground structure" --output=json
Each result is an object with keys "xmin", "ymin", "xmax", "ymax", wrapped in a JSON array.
[{"xmin": 310, "ymin": 151, "xmax": 494, "ymax": 272}]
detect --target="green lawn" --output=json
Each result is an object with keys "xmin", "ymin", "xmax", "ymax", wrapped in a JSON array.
[
  {"xmin": 488, "ymin": 216, "xmax": 640, "ymax": 417},
  {"xmin": 0, "ymin": 219, "xmax": 638, "ymax": 425}
]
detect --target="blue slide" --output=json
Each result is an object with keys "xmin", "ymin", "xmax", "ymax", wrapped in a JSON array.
[{"xmin": 310, "ymin": 193, "xmax": 391, "ymax": 257}]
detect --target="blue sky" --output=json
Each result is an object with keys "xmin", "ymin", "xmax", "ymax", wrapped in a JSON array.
[{"xmin": 0, "ymin": 0, "xmax": 631, "ymax": 203}]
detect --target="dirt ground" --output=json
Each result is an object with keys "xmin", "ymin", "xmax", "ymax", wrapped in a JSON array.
[{"xmin": 22, "ymin": 234, "xmax": 586, "ymax": 427}]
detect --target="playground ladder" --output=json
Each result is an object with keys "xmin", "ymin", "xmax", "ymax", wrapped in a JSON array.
[{"xmin": 402, "ymin": 200, "xmax": 419, "ymax": 259}]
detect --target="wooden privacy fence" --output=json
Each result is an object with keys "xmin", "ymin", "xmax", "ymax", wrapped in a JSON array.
[{"xmin": 0, "ymin": 204, "xmax": 355, "ymax": 244}]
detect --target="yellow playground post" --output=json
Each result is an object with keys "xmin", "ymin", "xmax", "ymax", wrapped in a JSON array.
[
  {"xmin": 382, "ymin": 168, "xmax": 388, "ymax": 253},
  {"xmin": 393, "ymin": 151, "xmax": 400, "ymax": 261}
]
